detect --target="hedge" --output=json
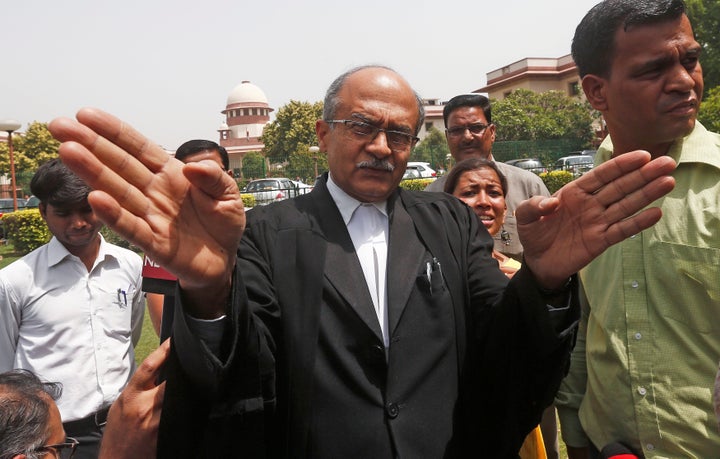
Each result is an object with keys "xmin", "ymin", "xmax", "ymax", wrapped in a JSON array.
[
  {"xmin": 2, "ymin": 210, "xmax": 51, "ymax": 254},
  {"xmin": 539, "ymin": 170, "xmax": 574, "ymax": 194}
]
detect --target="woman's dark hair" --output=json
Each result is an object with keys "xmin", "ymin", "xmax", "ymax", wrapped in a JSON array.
[{"xmin": 443, "ymin": 158, "xmax": 508, "ymax": 199}]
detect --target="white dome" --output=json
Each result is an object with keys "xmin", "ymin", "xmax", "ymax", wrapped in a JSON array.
[{"xmin": 226, "ymin": 80, "xmax": 269, "ymax": 106}]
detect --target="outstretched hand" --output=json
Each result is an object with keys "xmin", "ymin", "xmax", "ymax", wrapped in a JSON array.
[
  {"xmin": 49, "ymin": 108, "xmax": 245, "ymax": 316},
  {"xmin": 516, "ymin": 151, "xmax": 676, "ymax": 289}
]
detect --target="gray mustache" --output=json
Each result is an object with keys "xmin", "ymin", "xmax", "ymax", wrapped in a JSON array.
[{"xmin": 357, "ymin": 159, "xmax": 395, "ymax": 172}]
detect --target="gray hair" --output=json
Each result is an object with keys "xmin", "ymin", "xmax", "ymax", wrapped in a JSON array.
[
  {"xmin": 0, "ymin": 370, "xmax": 62, "ymax": 459},
  {"xmin": 322, "ymin": 65, "xmax": 425, "ymax": 135}
]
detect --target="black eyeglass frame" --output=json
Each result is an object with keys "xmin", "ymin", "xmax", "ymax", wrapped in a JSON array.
[
  {"xmin": 445, "ymin": 123, "xmax": 490, "ymax": 138},
  {"xmin": 36, "ymin": 437, "xmax": 79, "ymax": 459},
  {"xmin": 326, "ymin": 119, "xmax": 419, "ymax": 149}
]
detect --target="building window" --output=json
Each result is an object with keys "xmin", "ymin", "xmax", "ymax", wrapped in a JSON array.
[
  {"xmin": 425, "ymin": 122, "xmax": 433, "ymax": 132},
  {"xmin": 569, "ymin": 81, "xmax": 580, "ymax": 96}
]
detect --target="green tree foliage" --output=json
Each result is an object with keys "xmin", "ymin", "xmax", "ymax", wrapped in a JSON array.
[
  {"xmin": 241, "ymin": 151, "xmax": 266, "ymax": 180},
  {"xmin": 0, "ymin": 122, "xmax": 59, "ymax": 175},
  {"xmin": 492, "ymin": 90, "xmax": 596, "ymax": 144},
  {"xmin": 410, "ymin": 127, "xmax": 450, "ymax": 170},
  {"xmin": 686, "ymin": 0, "xmax": 720, "ymax": 92},
  {"xmin": 698, "ymin": 86, "xmax": 720, "ymax": 132},
  {"xmin": 287, "ymin": 146, "xmax": 327, "ymax": 184},
  {"xmin": 261, "ymin": 100, "xmax": 323, "ymax": 164}
]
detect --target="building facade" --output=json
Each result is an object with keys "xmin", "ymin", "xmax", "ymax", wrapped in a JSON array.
[
  {"xmin": 476, "ymin": 54, "xmax": 582, "ymax": 101},
  {"xmin": 218, "ymin": 80, "xmax": 273, "ymax": 175}
]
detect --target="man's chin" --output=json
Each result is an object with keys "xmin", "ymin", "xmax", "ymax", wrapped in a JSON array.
[{"xmin": 457, "ymin": 148, "xmax": 485, "ymax": 161}]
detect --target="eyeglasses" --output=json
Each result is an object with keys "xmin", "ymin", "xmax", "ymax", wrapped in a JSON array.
[
  {"xmin": 327, "ymin": 120, "xmax": 419, "ymax": 150},
  {"xmin": 37, "ymin": 437, "xmax": 79, "ymax": 459},
  {"xmin": 446, "ymin": 123, "xmax": 489, "ymax": 138}
]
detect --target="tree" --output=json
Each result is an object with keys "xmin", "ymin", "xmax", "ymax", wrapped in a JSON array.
[
  {"xmin": 686, "ymin": 0, "xmax": 720, "ymax": 92},
  {"xmin": 241, "ymin": 151, "xmax": 266, "ymax": 180},
  {"xmin": 492, "ymin": 89, "xmax": 596, "ymax": 143},
  {"xmin": 261, "ymin": 100, "xmax": 323, "ymax": 164},
  {"xmin": 286, "ymin": 145, "xmax": 328, "ymax": 184},
  {"xmin": 410, "ymin": 127, "xmax": 450, "ymax": 170},
  {"xmin": 698, "ymin": 85, "xmax": 720, "ymax": 132},
  {"xmin": 0, "ymin": 121, "xmax": 59, "ymax": 175}
]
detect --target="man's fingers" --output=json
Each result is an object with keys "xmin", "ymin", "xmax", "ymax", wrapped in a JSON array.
[
  {"xmin": 603, "ymin": 174, "xmax": 675, "ymax": 224},
  {"xmin": 590, "ymin": 155, "xmax": 676, "ymax": 209},
  {"xmin": 603, "ymin": 207, "xmax": 664, "ymax": 247},
  {"xmin": 132, "ymin": 339, "xmax": 171, "ymax": 391},
  {"xmin": 74, "ymin": 108, "xmax": 170, "ymax": 173}
]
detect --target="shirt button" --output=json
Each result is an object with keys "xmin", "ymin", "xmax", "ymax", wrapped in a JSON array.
[
  {"xmin": 630, "ymin": 234, "xmax": 637, "ymax": 239},
  {"xmin": 631, "ymin": 280, "xmax": 639, "ymax": 288},
  {"xmin": 634, "ymin": 332, "xmax": 642, "ymax": 340},
  {"xmin": 386, "ymin": 402, "xmax": 399, "ymax": 419},
  {"xmin": 638, "ymin": 386, "xmax": 647, "ymax": 396},
  {"xmin": 646, "ymin": 443, "xmax": 655, "ymax": 451}
]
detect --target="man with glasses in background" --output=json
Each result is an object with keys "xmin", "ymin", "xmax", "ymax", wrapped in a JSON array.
[
  {"xmin": 426, "ymin": 94, "xmax": 550, "ymax": 263},
  {"xmin": 0, "ymin": 369, "xmax": 79, "ymax": 459}
]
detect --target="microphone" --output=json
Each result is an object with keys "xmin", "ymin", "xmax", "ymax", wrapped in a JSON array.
[
  {"xmin": 598, "ymin": 442, "xmax": 640, "ymax": 459},
  {"xmin": 141, "ymin": 254, "xmax": 177, "ymax": 295},
  {"xmin": 141, "ymin": 255, "xmax": 177, "ymax": 343}
]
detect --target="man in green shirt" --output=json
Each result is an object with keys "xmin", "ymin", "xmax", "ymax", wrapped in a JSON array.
[{"xmin": 556, "ymin": 1, "xmax": 720, "ymax": 458}]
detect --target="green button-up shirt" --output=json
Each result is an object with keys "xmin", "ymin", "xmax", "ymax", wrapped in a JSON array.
[{"xmin": 556, "ymin": 122, "xmax": 720, "ymax": 458}]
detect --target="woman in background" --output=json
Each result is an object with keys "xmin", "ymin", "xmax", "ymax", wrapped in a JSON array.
[
  {"xmin": 444, "ymin": 157, "xmax": 545, "ymax": 459},
  {"xmin": 444, "ymin": 158, "xmax": 521, "ymax": 278}
]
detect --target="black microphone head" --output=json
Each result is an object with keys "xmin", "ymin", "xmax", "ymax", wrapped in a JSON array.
[{"xmin": 599, "ymin": 442, "xmax": 640, "ymax": 459}]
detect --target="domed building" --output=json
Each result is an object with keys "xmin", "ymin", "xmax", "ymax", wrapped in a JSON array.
[{"xmin": 218, "ymin": 80, "xmax": 274, "ymax": 175}]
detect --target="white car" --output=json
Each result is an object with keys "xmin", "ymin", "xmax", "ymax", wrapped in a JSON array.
[
  {"xmin": 243, "ymin": 178, "xmax": 295, "ymax": 205},
  {"xmin": 405, "ymin": 162, "xmax": 437, "ymax": 178}
]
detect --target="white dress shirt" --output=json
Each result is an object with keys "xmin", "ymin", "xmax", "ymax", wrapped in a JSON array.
[
  {"xmin": 0, "ymin": 235, "xmax": 145, "ymax": 421},
  {"xmin": 327, "ymin": 175, "xmax": 390, "ymax": 346}
]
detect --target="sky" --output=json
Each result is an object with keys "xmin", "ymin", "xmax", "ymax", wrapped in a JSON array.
[{"xmin": 3, "ymin": 0, "xmax": 601, "ymax": 150}]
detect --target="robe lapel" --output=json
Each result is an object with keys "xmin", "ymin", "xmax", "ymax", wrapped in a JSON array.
[
  {"xmin": 386, "ymin": 198, "xmax": 426, "ymax": 336},
  {"xmin": 314, "ymin": 189, "xmax": 384, "ymax": 342}
]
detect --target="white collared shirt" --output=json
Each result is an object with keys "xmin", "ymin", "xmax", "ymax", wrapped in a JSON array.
[
  {"xmin": 0, "ymin": 235, "xmax": 145, "ymax": 421},
  {"xmin": 327, "ymin": 175, "xmax": 390, "ymax": 346}
]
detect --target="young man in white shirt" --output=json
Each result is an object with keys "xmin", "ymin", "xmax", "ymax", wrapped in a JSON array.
[{"xmin": 0, "ymin": 158, "xmax": 145, "ymax": 459}]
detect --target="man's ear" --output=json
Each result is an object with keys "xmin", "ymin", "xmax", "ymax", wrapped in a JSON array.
[
  {"xmin": 12, "ymin": 454, "xmax": 27, "ymax": 459},
  {"xmin": 38, "ymin": 202, "xmax": 47, "ymax": 220},
  {"xmin": 582, "ymin": 74, "xmax": 609, "ymax": 111},
  {"xmin": 486, "ymin": 123, "xmax": 496, "ymax": 143},
  {"xmin": 316, "ymin": 120, "xmax": 330, "ymax": 152}
]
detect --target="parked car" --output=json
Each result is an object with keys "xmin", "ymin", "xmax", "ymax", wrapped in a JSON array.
[
  {"xmin": 405, "ymin": 162, "xmax": 437, "ymax": 178},
  {"xmin": 504, "ymin": 158, "xmax": 547, "ymax": 175},
  {"xmin": 570, "ymin": 149, "xmax": 597, "ymax": 159},
  {"xmin": 291, "ymin": 180, "xmax": 313, "ymax": 195},
  {"xmin": 242, "ymin": 178, "xmax": 304, "ymax": 205},
  {"xmin": 402, "ymin": 168, "xmax": 421, "ymax": 180},
  {"xmin": 555, "ymin": 155, "xmax": 595, "ymax": 176},
  {"xmin": 0, "ymin": 198, "xmax": 27, "ymax": 215}
]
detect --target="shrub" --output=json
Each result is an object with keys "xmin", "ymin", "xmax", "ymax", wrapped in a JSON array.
[
  {"xmin": 2, "ymin": 210, "xmax": 51, "ymax": 254},
  {"xmin": 540, "ymin": 170, "xmax": 574, "ymax": 194},
  {"xmin": 241, "ymin": 193, "xmax": 256, "ymax": 208},
  {"xmin": 398, "ymin": 178, "xmax": 435, "ymax": 191}
]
